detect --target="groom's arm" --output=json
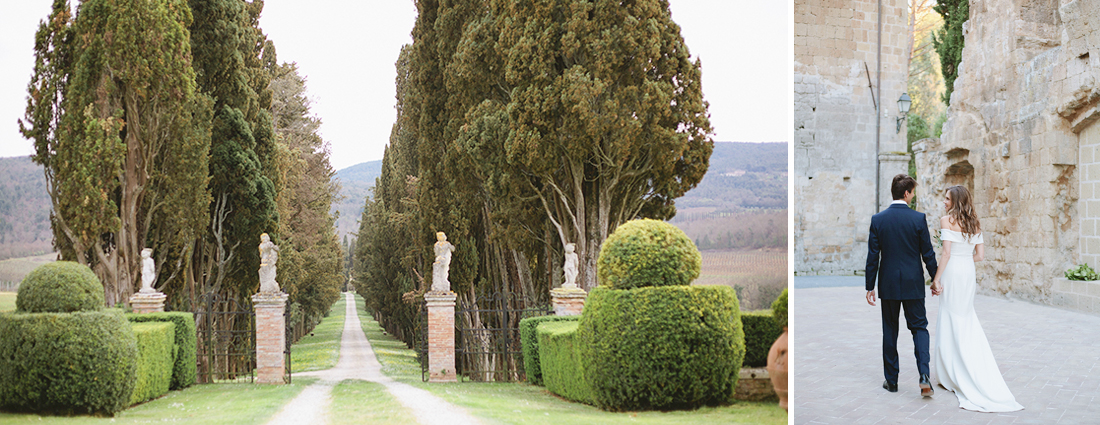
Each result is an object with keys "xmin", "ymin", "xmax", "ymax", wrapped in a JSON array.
[
  {"xmin": 865, "ymin": 220, "xmax": 880, "ymax": 293},
  {"xmin": 919, "ymin": 217, "xmax": 938, "ymax": 278}
]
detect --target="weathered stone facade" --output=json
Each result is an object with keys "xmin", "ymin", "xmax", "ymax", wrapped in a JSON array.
[
  {"xmin": 914, "ymin": 0, "xmax": 1089, "ymax": 306},
  {"xmin": 795, "ymin": 0, "xmax": 911, "ymax": 275}
]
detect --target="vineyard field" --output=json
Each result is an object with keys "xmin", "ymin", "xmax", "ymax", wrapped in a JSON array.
[{"xmin": 694, "ymin": 249, "xmax": 787, "ymax": 311}]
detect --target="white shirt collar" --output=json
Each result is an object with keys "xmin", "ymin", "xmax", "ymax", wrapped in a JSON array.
[{"xmin": 890, "ymin": 200, "xmax": 908, "ymax": 205}]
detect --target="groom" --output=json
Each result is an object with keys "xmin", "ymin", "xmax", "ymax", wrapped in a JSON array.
[{"xmin": 866, "ymin": 174, "xmax": 939, "ymax": 397}]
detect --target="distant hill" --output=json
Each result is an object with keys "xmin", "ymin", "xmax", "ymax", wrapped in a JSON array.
[
  {"xmin": 331, "ymin": 160, "xmax": 382, "ymax": 241},
  {"xmin": 0, "ymin": 156, "xmax": 54, "ymax": 260},
  {"xmin": 674, "ymin": 142, "xmax": 788, "ymax": 213},
  {"xmin": 331, "ymin": 142, "xmax": 790, "ymax": 244}
]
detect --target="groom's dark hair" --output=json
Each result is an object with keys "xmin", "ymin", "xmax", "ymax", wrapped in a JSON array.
[{"xmin": 891, "ymin": 174, "xmax": 916, "ymax": 200}]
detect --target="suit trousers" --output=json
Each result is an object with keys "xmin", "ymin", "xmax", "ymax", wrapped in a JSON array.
[{"xmin": 880, "ymin": 298, "xmax": 930, "ymax": 384}]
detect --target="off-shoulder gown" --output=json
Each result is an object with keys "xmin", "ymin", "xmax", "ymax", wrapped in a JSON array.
[{"xmin": 933, "ymin": 229, "xmax": 1023, "ymax": 412}]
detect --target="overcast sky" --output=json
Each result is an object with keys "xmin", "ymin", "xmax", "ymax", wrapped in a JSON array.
[{"xmin": 0, "ymin": 0, "xmax": 790, "ymax": 171}]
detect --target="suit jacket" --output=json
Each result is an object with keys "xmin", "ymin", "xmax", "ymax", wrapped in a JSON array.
[{"xmin": 866, "ymin": 203, "xmax": 938, "ymax": 300}]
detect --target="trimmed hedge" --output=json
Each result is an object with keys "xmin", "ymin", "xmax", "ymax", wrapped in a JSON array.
[
  {"xmin": 0, "ymin": 309, "xmax": 137, "ymax": 415},
  {"xmin": 741, "ymin": 310, "xmax": 783, "ymax": 368},
  {"xmin": 772, "ymin": 288, "xmax": 788, "ymax": 328},
  {"xmin": 577, "ymin": 285, "xmax": 745, "ymax": 411},
  {"xmin": 127, "ymin": 312, "xmax": 197, "ymax": 389},
  {"xmin": 16, "ymin": 261, "xmax": 104, "ymax": 313},
  {"xmin": 596, "ymin": 219, "xmax": 701, "ymax": 289},
  {"xmin": 519, "ymin": 315, "xmax": 580, "ymax": 385},
  {"xmin": 129, "ymin": 322, "xmax": 175, "ymax": 405},
  {"xmin": 537, "ymin": 321, "xmax": 595, "ymax": 404}
]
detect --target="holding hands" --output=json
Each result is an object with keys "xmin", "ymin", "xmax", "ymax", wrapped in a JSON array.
[{"xmin": 931, "ymin": 280, "xmax": 942, "ymax": 296}]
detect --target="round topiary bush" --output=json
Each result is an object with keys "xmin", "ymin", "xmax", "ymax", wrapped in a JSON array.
[
  {"xmin": 576, "ymin": 285, "xmax": 745, "ymax": 411},
  {"xmin": 596, "ymin": 219, "xmax": 701, "ymax": 289},
  {"xmin": 772, "ymin": 288, "xmax": 788, "ymax": 329},
  {"xmin": 0, "ymin": 309, "xmax": 138, "ymax": 415},
  {"xmin": 17, "ymin": 261, "xmax": 105, "ymax": 313}
]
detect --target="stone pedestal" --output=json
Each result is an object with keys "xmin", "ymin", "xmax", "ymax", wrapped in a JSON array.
[
  {"xmin": 129, "ymin": 291, "xmax": 167, "ymax": 314},
  {"xmin": 425, "ymin": 291, "xmax": 457, "ymax": 382},
  {"xmin": 252, "ymin": 292, "xmax": 288, "ymax": 384},
  {"xmin": 550, "ymin": 287, "xmax": 587, "ymax": 316}
]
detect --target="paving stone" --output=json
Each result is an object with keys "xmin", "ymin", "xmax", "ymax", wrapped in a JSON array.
[{"xmin": 794, "ymin": 280, "xmax": 1100, "ymax": 424}]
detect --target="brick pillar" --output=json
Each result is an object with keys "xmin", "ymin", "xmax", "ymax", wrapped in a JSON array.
[
  {"xmin": 424, "ymin": 291, "xmax": 457, "ymax": 382},
  {"xmin": 129, "ymin": 292, "xmax": 166, "ymax": 314},
  {"xmin": 550, "ymin": 287, "xmax": 587, "ymax": 316},
  {"xmin": 252, "ymin": 292, "xmax": 288, "ymax": 384}
]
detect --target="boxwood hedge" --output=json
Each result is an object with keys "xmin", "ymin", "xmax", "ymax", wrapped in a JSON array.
[
  {"xmin": 129, "ymin": 322, "xmax": 175, "ymax": 405},
  {"xmin": 519, "ymin": 315, "xmax": 580, "ymax": 385},
  {"xmin": 596, "ymin": 219, "xmax": 701, "ymax": 289},
  {"xmin": 536, "ymin": 320, "xmax": 594, "ymax": 404},
  {"xmin": 16, "ymin": 261, "xmax": 104, "ymax": 313},
  {"xmin": 576, "ymin": 285, "xmax": 745, "ymax": 411},
  {"xmin": 772, "ymin": 288, "xmax": 788, "ymax": 329},
  {"xmin": 127, "ymin": 312, "xmax": 197, "ymax": 389},
  {"xmin": 741, "ymin": 310, "xmax": 783, "ymax": 367},
  {"xmin": 0, "ymin": 309, "xmax": 137, "ymax": 415}
]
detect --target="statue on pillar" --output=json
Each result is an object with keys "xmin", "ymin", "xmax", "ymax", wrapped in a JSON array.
[
  {"xmin": 259, "ymin": 233, "xmax": 281, "ymax": 293},
  {"xmin": 432, "ymin": 232, "xmax": 456, "ymax": 292},
  {"xmin": 563, "ymin": 243, "xmax": 579, "ymax": 289},
  {"xmin": 139, "ymin": 248, "xmax": 157, "ymax": 293}
]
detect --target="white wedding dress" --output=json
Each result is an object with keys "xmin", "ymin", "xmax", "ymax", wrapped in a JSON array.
[{"xmin": 934, "ymin": 229, "xmax": 1023, "ymax": 412}]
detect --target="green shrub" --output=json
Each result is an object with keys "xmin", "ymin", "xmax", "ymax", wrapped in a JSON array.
[
  {"xmin": 0, "ymin": 309, "xmax": 137, "ymax": 415},
  {"xmin": 16, "ymin": 261, "xmax": 104, "ymax": 313},
  {"xmin": 129, "ymin": 322, "xmax": 175, "ymax": 405},
  {"xmin": 772, "ymin": 288, "xmax": 788, "ymax": 328},
  {"xmin": 1066, "ymin": 264, "xmax": 1100, "ymax": 281},
  {"xmin": 596, "ymin": 219, "xmax": 701, "ymax": 289},
  {"xmin": 519, "ymin": 315, "xmax": 580, "ymax": 385},
  {"xmin": 577, "ymin": 285, "xmax": 744, "ymax": 411},
  {"xmin": 127, "ymin": 312, "xmax": 197, "ymax": 389},
  {"xmin": 741, "ymin": 310, "xmax": 783, "ymax": 368},
  {"xmin": 537, "ymin": 321, "xmax": 595, "ymax": 404}
]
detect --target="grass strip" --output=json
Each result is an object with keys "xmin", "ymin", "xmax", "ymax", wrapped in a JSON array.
[
  {"xmin": 351, "ymin": 294, "xmax": 787, "ymax": 425},
  {"xmin": 0, "ymin": 292, "xmax": 15, "ymax": 312},
  {"xmin": 0, "ymin": 377, "xmax": 317, "ymax": 424},
  {"xmin": 328, "ymin": 380, "xmax": 418, "ymax": 425},
  {"xmin": 290, "ymin": 295, "xmax": 346, "ymax": 372}
]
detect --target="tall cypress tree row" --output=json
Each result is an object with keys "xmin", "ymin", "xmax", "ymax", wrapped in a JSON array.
[
  {"xmin": 933, "ymin": 0, "xmax": 968, "ymax": 105},
  {"xmin": 22, "ymin": 0, "xmax": 213, "ymax": 306},
  {"xmin": 188, "ymin": 0, "xmax": 279, "ymax": 302}
]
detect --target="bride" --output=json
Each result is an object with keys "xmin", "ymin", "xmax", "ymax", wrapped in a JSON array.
[{"xmin": 930, "ymin": 185, "xmax": 1023, "ymax": 412}]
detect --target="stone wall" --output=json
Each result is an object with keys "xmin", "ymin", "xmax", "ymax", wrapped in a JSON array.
[
  {"xmin": 794, "ymin": 0, "xmax": 911, "ymax": 275},
  {"xmin": 913, "ymin": 0, "xmax": 1087, "ymax": 304}
]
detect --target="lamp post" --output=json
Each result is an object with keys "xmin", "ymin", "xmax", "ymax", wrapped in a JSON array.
[{"xmin": 896, "ymin": 93, "xmax": 912, "ymax": 133}]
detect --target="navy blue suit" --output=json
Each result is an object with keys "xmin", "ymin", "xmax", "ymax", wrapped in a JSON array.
[{"xmin": 866, "ymin": 202, "xmax": 938, "ymax": 385}]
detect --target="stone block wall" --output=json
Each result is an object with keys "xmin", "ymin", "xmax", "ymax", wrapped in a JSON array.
[
  {"xmin": 795, "ymin": 0, "xmax": 911, "ymax": 275},
  {"xmin": 913, "ymin": 0, "xmax": 1084, "ymax": 303}
]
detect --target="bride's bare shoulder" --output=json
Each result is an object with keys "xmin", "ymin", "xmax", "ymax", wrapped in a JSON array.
[{"xmin": 940, "ymin": 216, "xmax": 962, "ymax": 232}]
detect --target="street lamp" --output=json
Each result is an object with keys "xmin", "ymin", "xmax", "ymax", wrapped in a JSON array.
[{"xmin": 896, "ymin": 93, "xmax": 912, "ymax": 134}]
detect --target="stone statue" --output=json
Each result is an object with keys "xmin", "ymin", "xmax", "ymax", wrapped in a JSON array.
[
  {"xmin": 139, "ymin": 248, "xmax": 157, "ymax": 293},
  {"xmin": 259, "ymin": 233, "xmax": 281, "ymax": 293},
  {"xmin": 432, "ymin": 232, "xmax": 456, "ymax": 292},
  {"xmin": 563, "ymin": 243, "xmax": 578, "ymax": 289}
]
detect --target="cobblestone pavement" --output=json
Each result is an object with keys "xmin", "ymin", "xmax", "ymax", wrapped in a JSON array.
[{"xmin": 794, "ymin": 278, "xmax": 1100, "ymax": 425}]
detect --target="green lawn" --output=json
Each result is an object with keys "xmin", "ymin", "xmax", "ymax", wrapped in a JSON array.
[
  {"xmin": 329, "ymin": 380, "xmax": 419, "ymax": 425},
  {"xmin": 352, "ymin": 294, "xmax": 787, "ymax": 425},
  {"xmin": 0, "ymin": 377, "xmax": 316, "ymax": 424},
  {"xmin": 0, "ymin": 292, "xmax": 15, "ymax": 312},
  {"xmin": 289, "ymin": 295, "xmax": 346, "ymax": 372}
]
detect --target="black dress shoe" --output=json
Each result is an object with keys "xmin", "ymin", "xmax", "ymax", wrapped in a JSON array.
[
  {"xmin": 919, "ymin": 374, "xmax": 934, "ymax": 397},
  {"xmin": 883, "ymin": 380, "xmax": 898, "ymax": 392}
]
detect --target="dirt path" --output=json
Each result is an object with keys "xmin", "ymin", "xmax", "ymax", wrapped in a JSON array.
[{"xmin": 267, "ymin": 292, "xmax": 480, "ymax": 425}]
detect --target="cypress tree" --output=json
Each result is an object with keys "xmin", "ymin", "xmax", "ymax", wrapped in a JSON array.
[{"xmin": 933, "ymin": 0, "xmax": 968, "ymax": 105}]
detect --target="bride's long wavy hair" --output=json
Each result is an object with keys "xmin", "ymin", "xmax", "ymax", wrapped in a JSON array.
[{"xmin": 946, "ymin": 185, "xmax": 981, "ymax": 237}]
